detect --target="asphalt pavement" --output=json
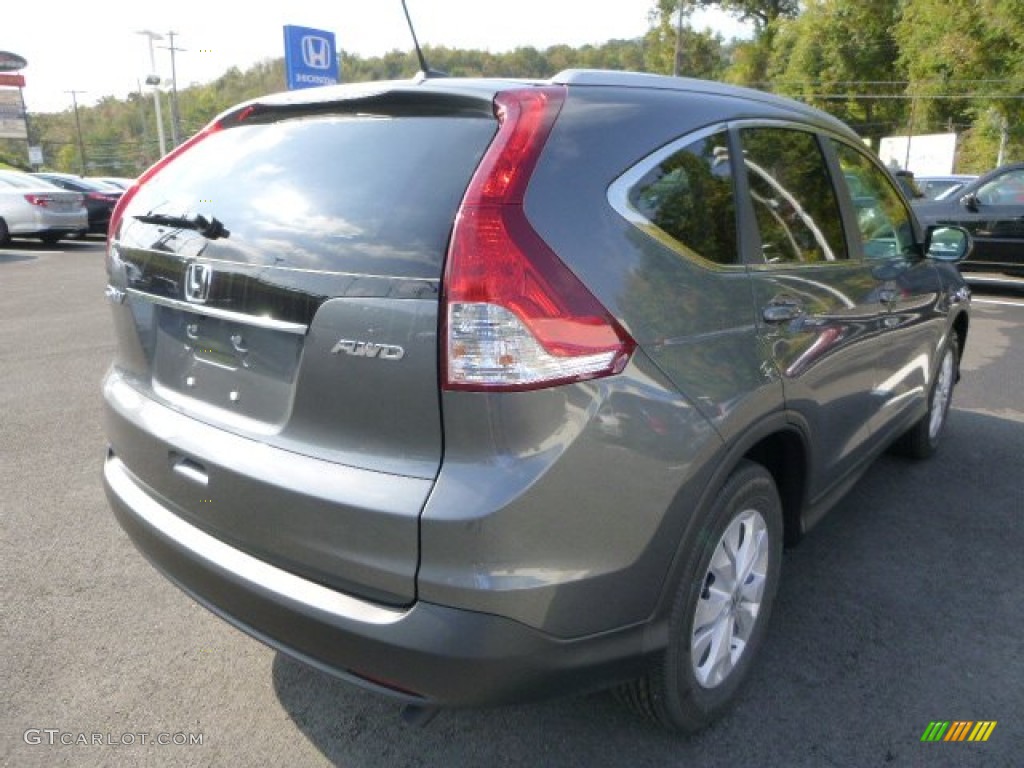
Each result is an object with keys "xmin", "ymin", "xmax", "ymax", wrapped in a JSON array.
[{"xmin": 3, "ymin": 240, "xmax": 1022, "ymax": 767}]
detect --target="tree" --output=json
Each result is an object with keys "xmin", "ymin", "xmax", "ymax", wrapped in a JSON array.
[
  {"xmin": 654, "ymin": 0, "xmax": 798, "ymax": 31},
  {"xmin": 649, "ymin": 0, "xmax": 800, "ymax": 86},
  {"xmin": 769, "ymin": 0, "xmax": 905, "ymax": 144},
  {"xmin": 895, "ymin": 0, "xmax": 1024, "ymax": 167}
]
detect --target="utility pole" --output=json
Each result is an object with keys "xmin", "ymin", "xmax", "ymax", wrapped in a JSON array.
[
  {"xmin": 17, "ymin": 85, "xmax": 36, "ymax": 168},
  {"xmin": 996, "ymin": 113, "xmax": 1009, "ymax": 168},
  {"xmin": 903, "ymin": 97, "xmax": 917, "ymax": 172},
  {"xmin": 65, "ymin": 90, "xmax": 87, "ymax": 175},
  {"xmin": 673, "ymin": 0, "xmax": 684, "ymax": 77},
  {"xmin": 161, "ymin": 31, "xmax": 185, "ymax": 147},
  {"xmin": 137, "ymin": 30, "xmax": 167, "ymax": 157}
]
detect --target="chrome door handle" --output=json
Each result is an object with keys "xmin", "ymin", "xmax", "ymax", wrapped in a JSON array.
[
  {"xmin": 878, "ymin": 288, "xmax": 899, "ymax": 305},
  {"xmin": 762, "ymin": 297, "xmax": 804, "ymax": 323}
]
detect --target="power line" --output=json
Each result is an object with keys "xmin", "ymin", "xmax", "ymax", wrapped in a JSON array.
[{"xmin": 796, "ymin": 93, "xmax": 1024, "ymax": 100}]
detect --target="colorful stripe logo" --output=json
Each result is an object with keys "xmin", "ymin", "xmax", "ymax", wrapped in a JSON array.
[{"xmin": 921, "ymin": 721, "xmax": 997, "ymax": 742}]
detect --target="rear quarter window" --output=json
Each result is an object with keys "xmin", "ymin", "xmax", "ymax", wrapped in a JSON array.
[{"xmin": 616, "ymin": 130, "xmax": 740, "ymax": 267}]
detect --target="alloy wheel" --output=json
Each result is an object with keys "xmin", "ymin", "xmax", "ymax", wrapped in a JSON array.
[
  {"xmin": 690, "ymin": 508, "xmax": 770, "ymax": 689},
  {"xmin": 929, "ymin": 347, "xmax": 955, "ymax": 441}
]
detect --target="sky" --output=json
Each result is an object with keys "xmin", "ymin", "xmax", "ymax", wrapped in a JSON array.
[{"xmin": 3, "ymin": 0, "xmax": 751, "ymax": 115}]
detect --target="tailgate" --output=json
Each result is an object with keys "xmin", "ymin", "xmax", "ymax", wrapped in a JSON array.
[{"xmin": 104, "ymin": 90, "xmax": 497, "ymax": 603}]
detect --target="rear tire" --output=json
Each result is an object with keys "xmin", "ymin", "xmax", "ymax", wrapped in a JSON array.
[
  {"xmin": 0, "ymin": 218, "xmax": 10, "ymax": 247},
  {"xmin": 894, "ymin": 335, "xmax": 959, "ymax": 459},
  {"xmin": 619, "ymin": 460, "xmax": 783, "ymax": 732}
]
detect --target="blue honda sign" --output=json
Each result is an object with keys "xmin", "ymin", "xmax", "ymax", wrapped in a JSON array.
[{"xmin": 283, "ymin": 25, "xmax": 339, "ymax": 90}]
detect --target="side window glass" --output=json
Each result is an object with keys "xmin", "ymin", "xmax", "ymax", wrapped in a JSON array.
[
  {"xmin": 740, "ymin": 127, "xmax": 848, "ymax": 264},
  {"xmin": 832, "ymin": 141, "xmax": 915, "ymax": 259},
  {"xmin": 626, "ymin": 131, "xmax": 739, "ymax": 266},
  {"xmin": 976, "ymin": 170, "xmax": 1024, "ymax": 206}
]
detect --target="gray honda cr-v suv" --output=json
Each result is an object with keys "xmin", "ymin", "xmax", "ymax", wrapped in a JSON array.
[{"xmin": 103, "ymin": 69, "xmax": 971, "ymax": 732}]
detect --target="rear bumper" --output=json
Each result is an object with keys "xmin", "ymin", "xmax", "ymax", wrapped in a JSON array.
[
  {"xmin": 104, "ymin": 454, "xmax": 651, "ymax": 706},
  {"xmin": 10, "ymin": 208, "xmax": 88, "ymax": 235}
]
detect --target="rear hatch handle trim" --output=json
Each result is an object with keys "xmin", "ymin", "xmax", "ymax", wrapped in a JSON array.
[
  {"xmin": 125, "ymin": 288, "xmax": 309, "ymax": 335},
  {"xmin": 171, "ymin": 454, "xmax": 209, "ymax": 487},
  {"xmin": 105, "ymin": 455, "xmax": 406, "ymax": 625}
]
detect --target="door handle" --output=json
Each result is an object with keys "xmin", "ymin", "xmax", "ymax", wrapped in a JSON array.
[
  {"xmin": 762, "ymin": 297, "xmax": 804, "ymax": 323},
  {"xmin": 878, "ymin": 287, "xmax": 899, "ymax": 305}
]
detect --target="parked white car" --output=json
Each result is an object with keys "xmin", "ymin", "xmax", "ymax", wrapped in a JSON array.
[{"xmin": 0, "ymin": 170, "xmax": 88, "ymax": 246}]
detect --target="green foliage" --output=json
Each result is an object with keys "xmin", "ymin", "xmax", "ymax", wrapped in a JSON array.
[
  {"xmin": 655, "ymin": 0, "xmax": 799, "ymax": 31},
  {"xmin": 0, "ymin": 151, "xmax": 28, "ymax": 171},
  {"xmin": 2, "ymin": 2, "xmax": 1018, "ymax": 175},
  {"xmin": 894, "ymin": 0, "xmax": 1024, "ymax": 168},
  {"xmin": 1, "ymin": 37, "xmax": 726, "ymax": 176},
  {"xmin": 769, "ymin": 0, "xmax": 905, "ymax": 143},
  {"xmin": 646, "ymin": 2, "xmax": 730, "ymax": 77}
]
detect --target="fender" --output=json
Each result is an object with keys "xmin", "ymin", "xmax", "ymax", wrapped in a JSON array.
[{"xmin": 641, "ymin": 409, "xmax": 812, "ymax": 654}]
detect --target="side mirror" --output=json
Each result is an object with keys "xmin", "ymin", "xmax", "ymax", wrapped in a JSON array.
[
  {"xmin": 961, "ymin": 193, "xmax": 980, "ymax": 212},
  {"xmin": 925, "ymin": 225, "xmax": 972, "ymax": 262}
]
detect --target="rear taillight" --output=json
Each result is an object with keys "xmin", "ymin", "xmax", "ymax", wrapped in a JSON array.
[
  {"xmin": 24, "ymin": 194, "xmax": 54, "ymax": 207},
  {"xmin": 87, "ymin": 192, "xmax": 119, "ymax": 202},
  {"xmin": 107, "ymin": 121, "xmax": 224, "ymax": 244},
  {"xmin": 443, "ymin": 87, "xmax": 635, "ymax": 392}
]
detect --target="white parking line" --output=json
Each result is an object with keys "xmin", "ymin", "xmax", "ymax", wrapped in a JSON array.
[
  {"xmin": 973, "ymin": 298, "xmax": 1024, "ymax": 307},
  {"xmin": 964, "ymin": 275, "xmax": 1024, "ymax": 288}
]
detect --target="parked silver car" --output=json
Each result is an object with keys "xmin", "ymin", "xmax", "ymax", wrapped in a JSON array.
[{"xmin": 0, "ymin": 170, "xmax": 87, "ymax": 245}]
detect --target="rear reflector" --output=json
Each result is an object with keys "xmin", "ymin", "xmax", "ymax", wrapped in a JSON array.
[{"xmin": 442, "ymin": 87, "xmax": 634, "ymax": 392}]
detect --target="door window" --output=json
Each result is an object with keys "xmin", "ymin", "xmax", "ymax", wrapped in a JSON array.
[
  {"xmin": 739, "ymin": 128, "xmax": 848, "ymax": 264},
  {"xmin": 832, "ymin": 141, "xmax": 915, "ymax": 259},
  {"xmin": 975, "ymin": 169, "xmax": 1024, "ymax": 206}
]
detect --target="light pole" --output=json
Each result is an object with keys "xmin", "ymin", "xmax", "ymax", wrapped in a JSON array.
[
  {"xmin": 161, "ymin": 31, "xmax": 185, "ymax": 147},
  {"xmin": 137, "ymin": 30, "xmax": 167, "ymax": 157}
]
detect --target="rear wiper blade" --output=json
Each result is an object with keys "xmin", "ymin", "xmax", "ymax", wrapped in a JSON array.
[{"xmin": 134, "ymin": 212, "xmax": 230, "ymax": 240}]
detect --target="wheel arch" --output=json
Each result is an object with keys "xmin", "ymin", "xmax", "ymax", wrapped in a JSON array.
[
  {"xmin": 952, "ymin": 310, "xmax": 969, "ymax": 374},
  {"xmin": 646, "ymin": 412, "xmax": 810, "ymax": 641},
  {"xmin": 742, "ymin": 427, "xmax": 808, "ymax": 548}
]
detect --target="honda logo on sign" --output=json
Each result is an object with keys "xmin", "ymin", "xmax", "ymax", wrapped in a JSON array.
[
  {"xmin": 301, "ymin": 36, "xmax": 331, "ymax": 70},
  {"xmin": 184, "ymin": 263, "xmax": 212, "ymax": 303},
  {"xmin": 284, "ymin": 25, "xmax": 339, "ymax": 91}
]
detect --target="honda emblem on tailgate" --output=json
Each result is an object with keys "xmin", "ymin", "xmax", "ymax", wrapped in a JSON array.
[{"xmin": 184, "ymin": 263, "xmax": 212, "ymax": 303}]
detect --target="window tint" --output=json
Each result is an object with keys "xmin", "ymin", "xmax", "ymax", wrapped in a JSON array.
[
  {"xmin": 627, "ymin": 131, "xmax": 739, "ymax": 266},
  {"xmin": 740, "ymin": 128, "xmax": 848, "ymax": 264},
  {"xmin": 125, "ymin": 115, "xmax": 496, "ymax": 278},
  {"xmin": 976, "ymin": 169, "xmax": 1024, "ymax": 206},
  {"xmin": 832, "ymin": 141, "xmax": 915, "ymax": 259}
]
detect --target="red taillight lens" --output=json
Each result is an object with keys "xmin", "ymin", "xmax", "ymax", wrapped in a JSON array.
[
  {"xmin": 24, "ymin": 194, "xmax": 53, "ymax": 207},
  {"xmin": 443, "ymin": 87, "xmax": 635, "ymax": 392},
  {"xmin": 87, "ymin": 192, "xmax": 118, "ymax": 202},
  {"xmin": 106, "ymin": 121, "xmax": 224, "ymax": 243}
]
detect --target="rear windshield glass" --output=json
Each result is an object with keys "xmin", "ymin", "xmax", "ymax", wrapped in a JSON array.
[{"xmin": 123, "ymin": 114, "xmax": 496, "ymax": 278}]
